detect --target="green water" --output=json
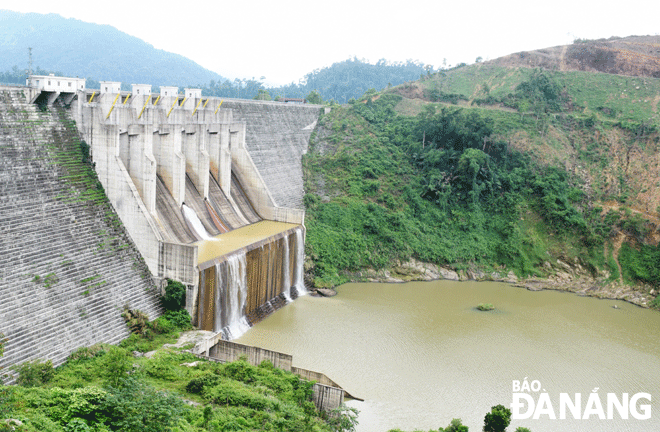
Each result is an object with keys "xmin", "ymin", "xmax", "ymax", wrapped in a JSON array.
[{"xmin": 236, "ymin": 281, "xmax": 660, "ymax": 431}]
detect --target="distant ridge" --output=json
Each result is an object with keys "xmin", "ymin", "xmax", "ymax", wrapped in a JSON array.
[
  {"xmin": 488, "ymin": 35, "xmax": 660, "ymax": 78},
  {"xmin": 0, "ymin": 10, "xmax": 225, "ymax": 87}
]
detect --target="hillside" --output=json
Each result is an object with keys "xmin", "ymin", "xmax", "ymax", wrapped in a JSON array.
[
  {"xmin": 0, "ymin": 10, "xmax": 225, "ymax": 87},
  {"xmin": 489, "ymin": 35, "xmax": 660, "ymax": 78},
  {"xmin": 302, "ymin": 41, "xmax": 660, "ymax": 308}
]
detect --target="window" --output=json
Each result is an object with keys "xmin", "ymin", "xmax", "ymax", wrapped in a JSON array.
[
  {"xmin": 105, "ymin": 87, "xmax": 108, "ymax": 92},
  {"xmin": 48, "ymin": 81, "xmax": 51, "ymax": 85},
  {"xmin": 68, "ymin": 82, "xmax": 72, "ymax": 87},
  {"xmin": 137, "ymin": 89, "xmax": 140, "ymax": 94}
]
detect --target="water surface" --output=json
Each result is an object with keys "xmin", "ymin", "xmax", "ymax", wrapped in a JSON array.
[{"xmin": 236, "ymin": 281, "xmax": 660, "ymax": 431}]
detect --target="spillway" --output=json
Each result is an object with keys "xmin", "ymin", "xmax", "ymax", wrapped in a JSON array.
[{"xmin": 65, "ymin": 87, "xmax": 320, "ymax": 341}]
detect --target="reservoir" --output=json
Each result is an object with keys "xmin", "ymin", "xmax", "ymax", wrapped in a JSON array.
[{"xmin": 236, "ymin": 281, "xmax": 660, "ymax": 431}]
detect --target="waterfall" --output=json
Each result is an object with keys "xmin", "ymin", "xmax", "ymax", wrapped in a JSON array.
[
  {"xmin": 220, "ymin": 253, "xmax": 250, "ymax": 340},
  {"xmin": 282, "ymin": 234, "xmax": 292, "ymax": 302},
  {"xmin": 182, "ymin": 204, "xmax": 213, "ymax": 240},
  {"xmin": 292, "ymin": 227, "xmax": 307, "ymax": 295}
]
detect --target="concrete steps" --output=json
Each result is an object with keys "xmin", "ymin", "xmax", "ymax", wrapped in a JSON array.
[{"xmin": 0, "ymin": 89, "xmax": 162, "ymax": 382}]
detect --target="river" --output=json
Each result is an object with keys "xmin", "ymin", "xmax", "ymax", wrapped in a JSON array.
[{"xmin": 236, "ymin": 281, "xmax": 660, "ymax": 431}]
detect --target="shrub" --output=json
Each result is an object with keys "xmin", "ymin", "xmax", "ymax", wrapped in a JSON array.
[
  {"xmin": 186, "ymin": 373, "xmax": 223, "ymax": 394},
  {"xmin": 15, "ymin": 359, "xmax": 55, "ymax": 387},
  {"xmin": 121, "ymin": 307, "xmax": 150, "ymax": 335},
  {"xmin": 477, "ymin": 303, "xmax": 495, "ymax": 311},
  {"xmin": 100, "ymin": 346, "xmax": 132, "ymax": 388},
  {"xmin": 162, "ymin": 279, "xmax": 186, "ymax": 311},
  {"xmin": 161, "ymin": 309, "xmax": 193, "ymax": 331},
  {"xmin": 101, "ymin": 377, "xmax": 186, "ymax": 432}
]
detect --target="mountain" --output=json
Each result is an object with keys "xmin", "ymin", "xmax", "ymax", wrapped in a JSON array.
[
  {"xmin": 0, "ymin": 10, "xmax": 225, "ymax": 87},
  {"xmin": 302, "ymin": 37, "xmax": 660, "ymax": 308}
]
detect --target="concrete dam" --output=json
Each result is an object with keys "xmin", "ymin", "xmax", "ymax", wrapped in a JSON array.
[{"xmin": 0, "ymin": 78, "xmax": 322, "ymax": 378}]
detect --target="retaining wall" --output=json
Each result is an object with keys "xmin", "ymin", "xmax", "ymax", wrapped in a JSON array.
[{"xmin": 0, "ymin": 88, "xmax": 162, "ymax": 381}]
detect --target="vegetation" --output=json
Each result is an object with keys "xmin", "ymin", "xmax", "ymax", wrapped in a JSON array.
[
  {"xmin": 303, "ymin": 93, "xmax": 606, "ymax": 287},
  {"xmin": 198, "ymin": 57, "xmax": 434, "ymax": 103},
  {"xmin": 0, "ymin": 280, "xmax": 360, "ymax": 431},
  {"xmin": 303, "ymin": 64, "xmax": 660, "ymax": 308},
  {"xmin": 476, "ymin": 304, "xmax": 495, "ymax": 311},
  {"xmin": 483, "ymin": 404, "xmax": 512, "ymax": 432}
]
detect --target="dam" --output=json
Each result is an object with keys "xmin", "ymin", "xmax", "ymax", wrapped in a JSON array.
[{"xmin": 0, "ymin": 76, "xmax": 322, "ymax": 379}]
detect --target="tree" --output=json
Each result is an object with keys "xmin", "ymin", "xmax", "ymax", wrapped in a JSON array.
[
  {"xmin": 162, "ymin": 279, "xmax": 186, "ymax": 311},
  {"xmin": 101, "ymin": 346, "xmax": 132, "ymax": 388},
  {"xmin": 306, "ymin": 90, "xmax": 323, "ymax": 104},
  {"xmin": 483, "ymin": 404, "xmax": 512, "ymax": 432},
  {"xmin": 253, "ymin": 89, "xmax": 271, "ymax": 101},
  {"xmin": 439, "ymin": 418, "xmax": 469, "ymax": 432}
]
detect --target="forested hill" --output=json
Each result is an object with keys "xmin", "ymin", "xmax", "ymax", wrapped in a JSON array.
[
  {"xmin": 302, "ymin": 56, "xmax": 660, "ymax": 309},
  {"xmin": 0, "ymin": 10, "xmax": 225, "ymax": 87},
  {"xmin": 198, "ymin": 58, "xmax": 434, "ymax": 103}
]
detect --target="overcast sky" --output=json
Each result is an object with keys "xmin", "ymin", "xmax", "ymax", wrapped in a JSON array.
[{"xmin": 3, "ymin": 0, "xmax": 659, "ymax": 86}]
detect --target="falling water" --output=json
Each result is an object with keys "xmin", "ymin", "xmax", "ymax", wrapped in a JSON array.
[
  {"xmin": 220, "ymin": 253, "xmax": 251, "ymax": 340},
  {"xmin": 292, "ymin": 227, "xmax": 306, "ymax": 295},
  {"xmin": 282, "ymin": 234, "xmax": 292, "ymax": 302},
  {"xmin": 182, "ymin": 204, "xmax": 214, "ymax": 240}
]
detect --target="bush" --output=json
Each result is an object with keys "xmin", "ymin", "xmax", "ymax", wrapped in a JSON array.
[
  {"xmin": 100, "ymin": 346, "xmax": 132, "ymax": 388},
  {"xmin": 121, "ymin": 307, "xmax": 150, "ymax": 336},
  {"xmin": 161, "ymin": 309, "xmax": 193, "ymax": 331},
  {"xmin": 477, "ymin": 303, "xmax": 495, "ymax": 311},
  {"xmin": 101, "ymin": 377, "xmax": 186, "ymax": 432},
  {"xmin": 186, "ymin": 373, "xmax": 223, "ymax": 394},
  {"xmin": 15, "ymin": 359, "xmax": 55, "ymax": 387},
  {"xmin": 162, "ymin": 279, "xmax": 186, "ymax": 311}
]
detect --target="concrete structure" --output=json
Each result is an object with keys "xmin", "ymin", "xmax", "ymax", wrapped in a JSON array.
[
  {"xmin": 193, "ymin": 338, "xmax": 356, "ymax": 411},
  {"xmin": 8, "ymin": 77, "xmax": 323, "ymax": 374},
  {"xmin": 131, "ymin": 83, "xmax": 151, "ymax": 96},
  {"xmin": 160, "ymin": 86, "xmax": 178, "ymax": 97},
  {"xmin": 184, "ymin": 88, "xmax": 202, "ymax": 99},
  {"xmin": 99, "ymin": 81, "xmax": 121, "ymax": 94},
  {"xmin": 26, "ymin": 74, "xmax": 86, "ymax": 92},
  {"xmin": 0, "ymin": 87, "xmax": 162, "ymax": 383}
]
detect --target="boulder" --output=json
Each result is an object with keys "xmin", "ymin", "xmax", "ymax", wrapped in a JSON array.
[{"xmin": 316, "ymin": 288, "xmax": 337, "ymax": 297}]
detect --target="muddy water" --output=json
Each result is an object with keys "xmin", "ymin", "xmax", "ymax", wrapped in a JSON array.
[
  {"xmin": 236, "ymin": 281, "xmax": 660, "ymax": 432},
  {"xmin": 196, "ymin": 220, "xmax": 298, "ymax": 264}
]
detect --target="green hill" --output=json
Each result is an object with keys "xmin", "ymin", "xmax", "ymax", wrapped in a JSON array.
[
  {"xmin": 302, "ymin": 44, "xmax": 660, "ymax": 308},
  {"xmin": 0, "ymin": 10, "xmax": 225, "ymax": 87}
]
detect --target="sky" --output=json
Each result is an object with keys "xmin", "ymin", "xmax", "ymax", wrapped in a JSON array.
[{"xmin": 2, "ymin": 0, "xmax": 659, "ymax": 86}]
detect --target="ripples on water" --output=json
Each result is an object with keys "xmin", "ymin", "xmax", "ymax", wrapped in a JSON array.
[{"xmin": 236, "ymin": 281, "xmax": 660, "ymax": 432}]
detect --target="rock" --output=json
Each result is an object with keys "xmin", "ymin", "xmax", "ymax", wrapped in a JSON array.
[
  {"xmin": 132, "ymin": 351, "xmax": 144, "ymax": 357},
  {"xmin": 612, "ymin": 304, "xmax": 621, "ymax": 309},
  {"xmin": 506, "ymin": 271, "xmax": 518, "ymax": 283},
  {"xmin": 144, "ymin": 350, "xmax": 157, "ymax": 358},
  {"xmin": 180, "ymin": 361, "xmax": 200, "ymax": 367},
  {"xmin": 556, "ymin": 260, "xmax": 572, "ymax": 272},
  {"xmin": 439, "ymin": 267, "xmax": 459, "ymax": 281},
  {"xmin": 4, "ymin": 419, "xmax": 23, "ymax": 427},
  {"xmin": 316, "ymin": 288, "xmax": 337, "ymax": 297}
]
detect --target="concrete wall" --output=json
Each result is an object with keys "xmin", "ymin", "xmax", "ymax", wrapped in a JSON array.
[
  {"xmin": 221, "ymin": 99, "xmax": 322, "ymax": 210},
  {"xmin": 209, "ymin": 340, "xmax": 293, "ymax": 371},
  {"xmin": 70, "ymin": 91, "xmax": 312, "ymax": 289},
  {"xmin": 0, "ymin": 88, "xmax": 162, "ymax": 382},
  {"xmin": 199, "ymin": 338, "xmax": 347, "ymax": 412}
]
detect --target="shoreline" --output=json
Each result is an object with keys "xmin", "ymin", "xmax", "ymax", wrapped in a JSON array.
[{"xmin": 309, "ymin": 258, "xmax": 657, "ymax": 309}]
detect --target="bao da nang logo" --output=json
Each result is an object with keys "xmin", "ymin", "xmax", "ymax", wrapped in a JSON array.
[{"xmin": 510, "ymin": 378, "xmax": 652, "ymax": 420}]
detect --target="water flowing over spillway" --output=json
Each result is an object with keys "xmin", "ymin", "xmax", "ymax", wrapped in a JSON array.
[
  {"xmin": 182, "ymin": 204, "xmax": 213, "ymax": 241},
  {"xmin": 197, "ymin": 223, "xmax": 306, "ymax": 339},
  {"xmin": 293, "ymin": 228, "xmax": 306, "ymax": 295}
]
